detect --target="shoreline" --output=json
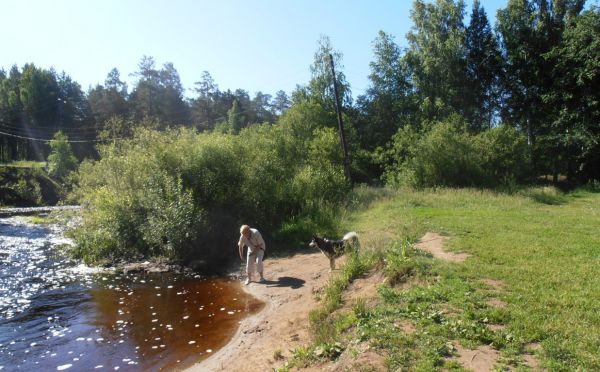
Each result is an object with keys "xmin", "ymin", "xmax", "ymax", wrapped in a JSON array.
[
  {"xmin": 0, "ymin": 205, "xmax": 81, "ymax": 217},
  {"xmin": 185, "ymin": 251, "xmax": 333, "ymax": 371}
]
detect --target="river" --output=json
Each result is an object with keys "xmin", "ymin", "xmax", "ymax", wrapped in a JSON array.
[{"xmin": 0, "ymin": 215, "xmax": 263, "ymax": 371}]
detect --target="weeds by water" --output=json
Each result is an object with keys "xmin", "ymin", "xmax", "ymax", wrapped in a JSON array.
[
  {"xmin": 0, "ymin": 161, "xmax": 46, "ymax": 169},
  {"xmin": 24, "ymin": 215, "xmax": 57, "ymax": 224}
]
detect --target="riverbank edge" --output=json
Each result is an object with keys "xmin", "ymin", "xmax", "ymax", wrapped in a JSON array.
[{"xmin": 0, "ymin": 205, "xmax": 81, "ymax": 217}]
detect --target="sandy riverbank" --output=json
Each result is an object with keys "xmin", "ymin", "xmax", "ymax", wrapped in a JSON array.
[{"xmin": 185, "ymin": 251, "xmax": 333, "ymax": 371}]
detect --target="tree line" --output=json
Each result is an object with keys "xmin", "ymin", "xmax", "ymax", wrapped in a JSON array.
[
  {"xmin": 354, "ymin": 0, "xmax": 599, "ymax": 184},
  {"xmin": 1, "ymin": 0, "xmax": 599, "ymax": 185},
  {"xmin": 0, "ymin": 57, "xmax": 291, "ymax": 162}
]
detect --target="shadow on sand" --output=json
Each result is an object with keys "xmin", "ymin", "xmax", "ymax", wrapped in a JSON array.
[{"xmin": 260, "ymin": 276, "xmax": 305, "ymax": 289}]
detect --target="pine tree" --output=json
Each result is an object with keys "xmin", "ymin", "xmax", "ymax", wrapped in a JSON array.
[{"xmin": 464, "ymin": 0, "xmax": 502, "ymax": 131}]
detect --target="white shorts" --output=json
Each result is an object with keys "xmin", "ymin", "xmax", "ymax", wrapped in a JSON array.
[{"xmin": 246, "ymin": 249, "xmax": 264, "ymax": 274}]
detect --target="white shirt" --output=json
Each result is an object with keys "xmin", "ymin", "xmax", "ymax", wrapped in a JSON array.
[{"xmin": 239, "ymin": 228, "xmax": 266, "ymax": 254}]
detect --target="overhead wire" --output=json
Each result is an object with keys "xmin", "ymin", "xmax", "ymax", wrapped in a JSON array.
[
  {"xmin": 0, "ymin": 129, "xmax": 120, "ymax": 143},
  {"xmin": 0, "ymin": 99, "xmax": 283, "ymax": 143},
  {"xmin": 0, "ymin": 120, "xmax": 100, "ymax": 136},
  {"xmin": 0, "ymin": 62, "xmax": 356, "ymax": 144}
]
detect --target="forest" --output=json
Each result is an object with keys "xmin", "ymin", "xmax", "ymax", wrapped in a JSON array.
[{"xmin": 1, "ymin": 0, "xmax": 598, "ymax": 265}]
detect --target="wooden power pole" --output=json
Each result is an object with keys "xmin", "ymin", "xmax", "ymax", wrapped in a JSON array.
[{"xmin": 328, "ymin": 53, "xmax": 352, "ymax": 186}]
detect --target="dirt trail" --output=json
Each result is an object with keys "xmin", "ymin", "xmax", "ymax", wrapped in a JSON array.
[
  {"xmin": 186, "ymin": 251, "xmax": 333, "ymax": 371},
  {"xmin": 415, "ymin": 232, "xmax": 470, "ymax": 262}
]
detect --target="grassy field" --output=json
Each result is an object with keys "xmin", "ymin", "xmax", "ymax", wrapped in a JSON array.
[{"xmin": 279, "ymin": 185, "xmax": 600, "ymax": 371}]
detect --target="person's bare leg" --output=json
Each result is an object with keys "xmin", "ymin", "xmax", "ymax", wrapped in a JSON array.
[
  {"xmin": 256, "ymin": 251, "xmax": 265, "ymax": 282},
  {"xmin": 245, "ymin": 257, "xmax": 252, "ymax": 284}
]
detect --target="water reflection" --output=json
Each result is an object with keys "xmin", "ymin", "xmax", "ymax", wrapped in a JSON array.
[
  {"xmin": 89, "ymin": 274, "xmax": 263, "ymax": 370},
  {"xmin": 0, "ymin": 217, "xmax": 264, "ymax": 371},
  {"xmin": 0, "ymin": 217, "xmax": 78, "ymax": 318}
]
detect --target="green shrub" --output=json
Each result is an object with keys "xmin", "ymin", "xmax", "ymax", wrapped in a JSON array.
[
  {"xmin": 380, "ymin": 118, "xmax": 531, "ymax": 188},
  {"xmin": 12, "ymin": 178, "xmax": 42, "ymax": 205},
  {"xmin": 47, "ymin": 131, "xmax": 78, "ymax": 181},
  {"xmin": 382, "ymin": 120, "xmax": 483, "ymax": 187},
  {"xmin": 71, "ymin": 122, "xmax": 348, "ymax": 266},
  {"xmin": 0, "ymin": 167, "xmax": 56, "ymax": 206},
  {"xmin": 473, "ymin": 125, "xmax": 531, "ymax": 185}
]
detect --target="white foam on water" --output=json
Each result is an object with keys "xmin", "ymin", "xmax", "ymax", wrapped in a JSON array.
[{"xmin": 0, "ymin": 216, "xmax": 108, "ymax": 319}]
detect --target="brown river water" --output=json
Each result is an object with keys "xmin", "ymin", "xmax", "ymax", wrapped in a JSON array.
[{"xmin": 0, "ymin": 216, "xmax": 263, "ymax": 371}]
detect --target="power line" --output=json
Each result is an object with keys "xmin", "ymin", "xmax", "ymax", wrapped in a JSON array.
[
  {"xmin": 0, "ymin": 130, "xmax": 121, "ymax": 143},
  {"xmin": 0, "ymin": 121, "xmax": 100, "ymax": 136},
  {"xmin": 0, "ymin": 90, "xmax": 291, "ymax": 143},
  {"xmin": 0, "ymin": 122, "xmax": 102, "ymax": 141}
]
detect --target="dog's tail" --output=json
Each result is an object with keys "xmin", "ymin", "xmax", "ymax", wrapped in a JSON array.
[{"xmin": 343, "ymin": 231, "xmax": 360, "ymax": 251}]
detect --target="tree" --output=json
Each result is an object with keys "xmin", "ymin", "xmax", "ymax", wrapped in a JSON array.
[
  {"xmin": 497, "ymin": 0, "xmax": 585, "ymax": 176},
  {"xmin": 16, "ymin": 64, "xmax": 62, "ymax": 160},
  {"xmin": 47, "ymin": 130, "xmax": 78, "ymax": 180},
  {"xmin": 405, "ymin": 0, "xmax": 467, "ymax": 122},
  {"xmin": 227, "ymin": 99, "xmax": 245, "ymax": 134},
  {"xmin": 271, "ymin": 90, "xmax": 291, "ymax": 115},
  {"xmin": 19, "ymin": 64, "xmax": 59, "ymax": 128},
  {"xmin": 105, "ymin": 68, "xmax": 128, "ymax": 93},
  {"xmin": 160, "ymin": 62, "xmax": 190, "ymax": 126},
  {"xmin": 463, "ymin": 0, "xmax": 502, "ymax": 131},
  {"xmin": 129, "ymin": 56, "xmax": 162, "ymax": 123},
  {"xmin": 191, "ymin": 71, "xmax": 219, "ymax": 131},
  {"xmin": 497, "ymin": 0, "xmax": 547, "ymax": 146},
  {"xmin": 0, "ymin": 65, "xmax": 22, "ymax": 126},
  {"xmin": 88, "ymin": 68, "xmax": 129, "ymax": 128},
  {"xmin": 358, "ymin": 31, "xmax": 415, "ymax": 150},
  {"xmin": 251, "ymin": 91, "xmax": 274, "ymax": 124},
  {"xmin": 545, "ymin": 6, "xmax": 600, "ymax": 181},
  {"xmin": 56, "ymin": 71, "xmax": 90, "ymax": 130},
  {"xmin": 0, "ymin": 65, "xmax": 24, "ymax": 161},
  {"xmin": 129, "ymin": 56, "xmax": 189, "ymax": 127},
  {"xmin": 307, "ymin": 35, "xmax": 352, "ymax": 110},
  {"xmin": 55, "ymin": 71, "xmax": 95, "ymax": 160}
]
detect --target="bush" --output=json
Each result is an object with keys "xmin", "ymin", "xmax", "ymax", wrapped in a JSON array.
[
  {"xmin": 473, "ymin": 125, "xmax": 531, "ymax": 185},
  {"xmin": 71, "ymin": 123, "xmax": 348, "ymax": 267},
  {"xmin": 47, "ymin": 131, "xmax": 78, "ymax": 181},
  {"xmin": 12, "ymin": 177, "xmax": 42, "ymax": 205},
  {"xmin": 380, "ymin": 119, "xmax": 531, "ymax": 188},
  {"xmin": 0, "ymin": 167, "xmax": 61, "ymax": 206}
]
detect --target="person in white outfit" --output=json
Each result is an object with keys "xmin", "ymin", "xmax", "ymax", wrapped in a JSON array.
[{"xmin": 238, "ymin": 224, "xmax": 266, "ymax": 285}]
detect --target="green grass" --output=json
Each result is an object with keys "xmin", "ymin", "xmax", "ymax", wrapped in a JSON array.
[
  {"xmin": 0, "ymin": 161, "xmax": 46, "ymax": 169},
  {"xmin": 278, "ymin": 186, "xmax": 600, "ymax": 371},
  {"xmin": 25, "ymin": 215, "xmax": 57, "ymax": 224}
]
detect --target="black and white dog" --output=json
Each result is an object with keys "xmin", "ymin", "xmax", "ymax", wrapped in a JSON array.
[{"xmin": 309, "ymin": 232, "xmax": 360, "ymax": 270}]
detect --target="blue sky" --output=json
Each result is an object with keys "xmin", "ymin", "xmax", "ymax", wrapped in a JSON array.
[{"xmin": 2, "ymin": 0, "xmax": 507, "ymax": 99}]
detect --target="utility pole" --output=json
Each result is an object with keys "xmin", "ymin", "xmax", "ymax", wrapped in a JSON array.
[{"xmin": 328, "ymin": 53, "xmax": 352, "ymax": 186}]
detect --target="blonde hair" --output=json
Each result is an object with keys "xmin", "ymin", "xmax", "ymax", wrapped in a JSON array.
[{"xmin": 240, "ymin": 224, "xmax": 250, "ymax": 234}]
